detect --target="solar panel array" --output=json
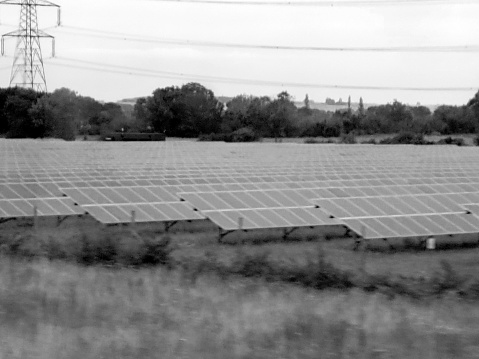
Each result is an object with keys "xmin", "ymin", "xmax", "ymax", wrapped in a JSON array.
[
  {"xmin": 0, "ymin": 198, "xmax": 84, "ymax": 219},
  {"xmin": 343, "ymin": 213, "xmax": 479, "ymax": 240},
  {"xmin": 2, "ymin": 139, "xmax": 479, "ymax": 239},
  {"xmin": 204, "ymin": 207, "xmax": 339, "ymax": 231}
]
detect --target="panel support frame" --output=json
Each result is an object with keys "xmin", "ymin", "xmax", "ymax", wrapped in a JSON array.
[
  {"xmin": 218, "ymin": 228, "xmax": 235, "ymax": 243},
  {"xmin": 282, "ymin": 227, "xmax": 299, "ymax": 241},
  {"xmin": 56, "ymin": 215, "xmax": 69, "ymax": 227},
  {"xmin": 0, "ymin": 218, "xmax": 15, "ymax": 225},
  {"xmin": 164, "ymin": 220, "xmax": 178, "ymax": 233}
]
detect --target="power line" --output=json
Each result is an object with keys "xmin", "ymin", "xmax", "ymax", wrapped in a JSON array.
[
  {"xmin": 144, "ymin": 0, "xmax": 479, "ymax": 6},
  {"xmin": 51, "ymin": 25, "xmax": 479, "ymax": 53},
  {"xmin": 47, "ymin": 56, "xmax": 478, "ymax": 92}
]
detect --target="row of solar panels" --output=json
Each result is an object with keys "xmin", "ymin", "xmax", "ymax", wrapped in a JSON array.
[
  {"xmin": 2, "ymin": 185, "xmax": 479, "ymax": 241},
  {"xmin": 0, "ymin": 198, "xmax": 83, "ymax": 218},
  {"xmin": 3, "ymin": 165, "xmax": 479, "ymax": 175},
  {"xmin": 344, "ymin": 213, "xmax": 479, "ymax": 239},
  {"xmin": 4, "ymin": 176, "xmax": 479, "ymax": 200},
  {"xmin": 315, "ymin": 193, "xmax": 478, "ymax": 219},
  {"xmin": 2, "ymin": 167, "xmax": 479, "ymax": 180},
  {"xmin": 4, "ymin": 183, "xmax": 479, "ymax": 213}
]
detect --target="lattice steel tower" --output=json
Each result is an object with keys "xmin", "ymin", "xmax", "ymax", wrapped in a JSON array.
[{"xmin": 1, "ymin": 0, "xmax": 60, "ymax": 92}]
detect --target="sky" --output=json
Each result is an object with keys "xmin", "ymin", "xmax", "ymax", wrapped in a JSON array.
[{"xmin": 0, "ymin": 0, "xmax": 478, "ymax": 105}]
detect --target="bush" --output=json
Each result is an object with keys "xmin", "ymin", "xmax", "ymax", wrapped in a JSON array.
[
  {"xmin": 198, "ymin": 128, "xmax": 260, "ymax": 143},
  {"xmin": 0, "ymin": 230, "xmax": 173, "ymax": 267},
  {"xmin": 436, "ymin": 137, "xmax": 465, "ymax": 146},
  {"xmin": 379, "ymin": 132, "xmax": 432, "ymax": 145},
  {"xmin": 303, "ymin": 138, "xmax": 335, "ymax": 144},
  {"xmin": 226, "ymin": 127, "xmax": 260, "ymax": 142},
  {"xmin": 198, "ymin": 133, "xmax": 228, "ymax": 141},
  {"xmin": 299, "ymin": 250, "xmax": 354, "ymax": 290},
  {"xmin": 339, "ymin": 133, "xmax": 356, "ymax": 144},
  {"xmin": 430, "ymin": 260, "xmax": 466, "ymax": 295}
]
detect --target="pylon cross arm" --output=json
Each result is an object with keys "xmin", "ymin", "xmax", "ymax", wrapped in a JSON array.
[
  {"xmin": 0, "ymin": 0, "xmax": 59, "ymax": 6},
  {"xmin": 2, "ymin": 29, "xmax": 53, "ymax": 38}
]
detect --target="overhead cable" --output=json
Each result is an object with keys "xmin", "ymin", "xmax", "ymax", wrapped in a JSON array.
[
  {"xmin": 51, "ymin": 25, "xmax": 479, "ymax": 53},
  {"xmin": 144, "ymin": 0, "xmax": 479, "ymax": 6},
  {"xmin": 46, "ymin": 57, "xmax": 477, "ymax": 92}
]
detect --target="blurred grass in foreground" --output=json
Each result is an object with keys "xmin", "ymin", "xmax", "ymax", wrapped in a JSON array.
[{"xmin": 1, "ymin": 257, "xmax": 479, "ymax": 359}]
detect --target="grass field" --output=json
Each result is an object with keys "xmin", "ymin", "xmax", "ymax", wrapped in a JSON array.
[
  {"xmin": 2, "ymin": 256, "xmax": 479, "ymax": 359},
  {"xmin": 4, "ymin": 216, "xmax": 479, "ymax": 278}
]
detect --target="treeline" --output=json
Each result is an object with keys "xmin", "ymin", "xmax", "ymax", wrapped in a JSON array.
[
  {"xmin": 136, "ymin": 83, "xmax": 479, "ymax": 140},
  {"xmin": 0, "ymin": 87, "xmax": 134, "ymax": 140},
  {"xmin": 1, "ymin": 83, "xmax": 479, "ymax": 140}
]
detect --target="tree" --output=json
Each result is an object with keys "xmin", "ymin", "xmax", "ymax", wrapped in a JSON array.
[
  {"xmin": 4, "ymin": 88, "xmax": 42, "ymax": 138},
  {"xmin": 298, "ymin": 94, "xmax": 312, "ymax": 117},
  {"xmin": 245, "ymin": 96, "xmax": 272, "ymax": 136},
  {"xmin": 304, "ymin": 94, "xmax": 310, "ymax": 109},
  {"xmin": 358, "ymin": 97, "xmax": 365, "ymax": 117},
  {"xmin": 133, "ymin": 97, "xmax": 151, "ymax": 131},
  {"xmin": 433, "ymin": 105, "xmax": 476, "ymax": 134},
  {"xmin": 146, "ymin": 85, "xmax": 181, "ymax": 135},
  {"xmin": 222, "ymin": 95, "xmax": 254, "ymax": 133},
  {"xmin": 28, "ymin": 89, "xmax": 78, "ymax": 140},
  {"xmin": 145, "ymin": 82, "xmax": 223, "ymax": 137},
  {"xmin": 467, "ymin": 90, "xmax": 479, "ymax": 121},
  {"xmin": 77, "ymin": 95, "xmax": 103, "ymax": 132},
  {"xmin": 267, "ymin": 91, "xmax": 296, "ymax": 141}
]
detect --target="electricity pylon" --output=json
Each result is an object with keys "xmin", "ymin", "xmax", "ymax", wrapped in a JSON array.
[{"xmin": 0, "ymin": 0, "xmax": 60, "ymax": 92}]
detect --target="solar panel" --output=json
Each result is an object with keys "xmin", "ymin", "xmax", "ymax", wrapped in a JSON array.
[
  {"xmin": 62, "ymin": 186, "xmax": 178, "ymax": 206},
  {"xmin": 344, "ymin": 213, "xmax": 479, "ymax": 239},
  {"xmin": 315, "ymin": 193, "xmax": 475, "ymax": 219},
  {"xmin": 0, "ymin": 198, "xmax": 84, "ymax": 218},
  {"xmin": 82, "ymin": 202, "xmax": 205, "ymax": 224},
  {"xmin": 179, "ymin": 189, "xmax": 312, "ymax": 211},
  {"xmin": 203, "ymin": 207, "xmax": 340, "ymax": 230}
]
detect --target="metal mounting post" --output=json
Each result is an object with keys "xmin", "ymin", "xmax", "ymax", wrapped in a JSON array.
[
  {"xmin": 164, "ymin": 221, "xmax": 178, "ymax": 233},
  {"xmin": 56, "ymin": 216, "xmax": 68, "ymax": 227},
  {"xmin": 383, "ymin": 237, "xmax": 394, "ymax": 250},
  {"xmin": 33, "ymin": 205, "xmax": 38, "ymax": 232},
  {"xmin": 282, "ymin": 227, "xmax": 298, "ymax": 241},
  {"xmin": 0, "ymin": 218, "xmax": 15, "ymax": 225},
  {"xmin": 218, "ymin": 228, "xmax": 235, "ymax": 243}
]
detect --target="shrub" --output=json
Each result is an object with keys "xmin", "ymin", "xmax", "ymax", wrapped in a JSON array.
[
  {"xmin": 436, "ymin": 137, "xmax": 465, "ymax": 146},
  {"xmin": 78, "ymin": 232, "xmax": 117, "ymax": 265},
  {"xmin": 142, "ymin": 235, "xmax": 173, "ymax": 266},
  {"xmin": 339, "ymin": 133, "xmax": 356, "ymax": 144},
  {"xmin": 430, "ymin": 260, "xmax": 466, "ymax": 295},
  {"xmin": 303, "ymin": 138, "xmax": 335, "ymax": 144},
  {"xmin": 198, "ymin": 133, "xmax": 228, "ymax": 141},
  {"xmin": 198, "ymin": 128, "xmax": 260, "ymax": 143},
  {"xmin": 379, "ymin": 132, "xmax": 431, "ymax": 145},
  {"xmin": 226, "ymin": 127, "xmax": 260, "ymax": 142},
  {"xmin": 300, "ymin": 250, "xmax": 354, "ymax": 290},
  {"xmin": 360, "ymin": 138, "xmax": 377, "ymax": 144},
  {"xmin": 230, "ymin": 249, "xmax": 273, "ymax": 278},
  {"xmin": 304, "ymin": 138, "xmax": 320, "ymax": 144}
]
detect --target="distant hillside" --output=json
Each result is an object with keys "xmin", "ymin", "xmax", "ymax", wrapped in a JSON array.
[
  {"xmin": 118, "ymin": 98, "xmax": 140, "ymax": 106},
  {"xmin": 118, "ymin": 96, "xmax": 440, "ymax": 113}
]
